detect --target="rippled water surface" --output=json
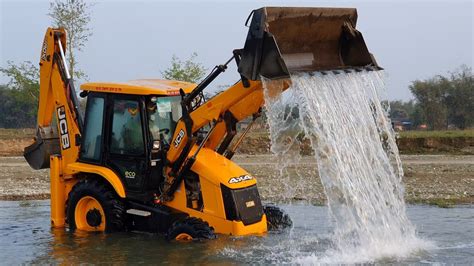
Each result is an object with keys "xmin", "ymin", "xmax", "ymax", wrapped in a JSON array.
[{"xmin": 0, "ymin": 201, "xmax": 473, "ymax": 264}]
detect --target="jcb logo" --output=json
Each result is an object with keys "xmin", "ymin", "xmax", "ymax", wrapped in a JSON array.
[
  {"xmin": 57, "ymin": 106, "xmax": 70, "ymax": 150},
  {"xmin": 40, "ymin": 39, "xmax": 48, "ymax": 62},
  {"xmin": 174, "ymin": 129, "xmax": 185, "ymax": 148}
]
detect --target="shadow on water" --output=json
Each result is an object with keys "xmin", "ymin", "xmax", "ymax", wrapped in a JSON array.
[{"xmin": 0, "ymin": 200, "xmax": 473, "ymax": 264}]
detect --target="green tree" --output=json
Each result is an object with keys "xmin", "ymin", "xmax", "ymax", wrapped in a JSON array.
[
  {"xmin": 444, "ymin": 65, "xmax": 473, "ymax": 129},
  {"xmin": 0, "ymin": 61, "xmax": 40, "ymax": 100},
  {"xmin": 388, "ymin": 100, "xmax": 425, "ymax": 127},
  {"xmin": 0, "ymin": 61, "xmax": 40, "ymax": 128},
  {"xmin": 161, "ymin": 53, "xmax": 206, "ymax": 83},
  {"xmin": 389, "ymin": 100, "xmax": 415, "ymax": 120},
  {"xmin": 48, "ymin": 0, "xmax": 93, "ymax": 80},
  {"xmin": 410, "ymin": 104, "xmax": 425, "ymax": 128},
  {"xmin": 409, "ymin": 65, "xmax": 473, "ymax": 130},
  {"xmin": 410, "ymin": 77, "xmax": 448, "ymax": 130}
]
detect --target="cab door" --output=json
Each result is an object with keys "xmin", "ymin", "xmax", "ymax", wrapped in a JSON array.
[
  {"xmin": 80, "ymin": 93, "xmax": 106, "ymax": 163},
  {"xmin": 105, "ymin": 95, "xmax": 149, "ymax": 198}
]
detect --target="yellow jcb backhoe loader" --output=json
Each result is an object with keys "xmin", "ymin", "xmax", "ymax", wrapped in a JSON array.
[{"xmin": 24, "ymin": 7, "xmax": 379, "ymax": 240}]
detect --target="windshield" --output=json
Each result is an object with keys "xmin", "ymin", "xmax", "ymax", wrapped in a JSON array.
[{"xmin": 147, "ymin": 96, "xmax": 182, "ymax": 144}]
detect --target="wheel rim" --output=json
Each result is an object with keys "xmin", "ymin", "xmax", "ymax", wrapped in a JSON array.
[
  {"xmin": 175, "ymin": 233, "xmax": 193, "ymax": 241},
  {"xmin": 74, "ymin": 196, "xmax": 106, "ymax": 231}
]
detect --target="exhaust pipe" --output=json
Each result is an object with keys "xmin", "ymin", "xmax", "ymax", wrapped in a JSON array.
[{"xmin": 238, "ymin": 7, "xmax": 380, "ymax": 80}]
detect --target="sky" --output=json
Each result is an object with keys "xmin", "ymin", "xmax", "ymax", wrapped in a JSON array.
[{"xmin": 0, "ymin": 0, "xmax": 472, "ymax": 100}]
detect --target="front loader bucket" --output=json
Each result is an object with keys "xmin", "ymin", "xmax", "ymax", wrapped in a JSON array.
[
  {"xmin": 24, "ymin": 127, "xmax": 60, "ymax": 170},
  {"xmin": 238, "ymin": 7, "xmax": 380, "ymax": 80}
]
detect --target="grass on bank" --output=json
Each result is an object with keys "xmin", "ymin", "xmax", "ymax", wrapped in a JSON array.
[
  {"xmin": 399, "ymin": 129, "xmax": 474, "ymax": 139},
  {"xmin": 0, "ymin": 128, "xmax": 35, "ymax": 140},
  {"xmin": 0, "ymin": 128, "xmax": 35, "ymax": 139}
]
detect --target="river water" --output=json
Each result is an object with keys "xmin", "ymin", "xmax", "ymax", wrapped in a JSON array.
[{"xmin": 0, "ymin": 201, "xmax": 472, "ymax": 264}]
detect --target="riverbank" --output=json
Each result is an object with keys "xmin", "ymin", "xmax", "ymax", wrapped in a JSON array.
[
  {"xmin": 235, "ymin": 130, "xmax": 474, "ymax": 155},
  {"xmin": 1, "ymin": 128, "xmax": 473, "ymax": 156},
  {"xmin": 1, "ymin": 155, "xmax": 472, "ymax": 207},
  {"xmin": 397, "ymin": 130, "xmax": 474, "ymax": 155}
]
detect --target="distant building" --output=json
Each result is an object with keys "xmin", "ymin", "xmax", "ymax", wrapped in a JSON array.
[{"xmin": 391, "ymin": 119, "xmax": 413, "ymax": 131}]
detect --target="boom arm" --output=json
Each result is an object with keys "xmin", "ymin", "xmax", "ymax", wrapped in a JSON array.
[
  {"xmin": 161, "ymin": 54, "xmax": 290, "ymax": 200},
  {"xmin": 24, "ymin": 28, "xmax": 83, "ymax": 171}
]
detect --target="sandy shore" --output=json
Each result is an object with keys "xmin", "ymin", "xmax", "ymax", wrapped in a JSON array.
[{"xmin": 1, "ymin": 155, "xmax": 473, "ymax": 206}]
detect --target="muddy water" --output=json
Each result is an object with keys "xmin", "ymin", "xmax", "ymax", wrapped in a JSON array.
[{"xmin": 0, "ymin": 201, "xmax": 472, "ymax": 264}]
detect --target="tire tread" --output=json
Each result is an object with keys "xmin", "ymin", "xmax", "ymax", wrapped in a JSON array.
[{"xmin": 66, "ymin": 178, "xmax": 125, "ymax": 232}]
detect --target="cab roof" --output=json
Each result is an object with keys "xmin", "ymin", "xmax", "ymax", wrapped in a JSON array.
[{"xmin": 80, "ymin": 79, "xmax": 197, "ymax": 96}]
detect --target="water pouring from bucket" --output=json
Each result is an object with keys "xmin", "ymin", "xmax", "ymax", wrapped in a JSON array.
[{"xmin": 236, "ymin": 6, "xmax": 430, "ymax": 263}]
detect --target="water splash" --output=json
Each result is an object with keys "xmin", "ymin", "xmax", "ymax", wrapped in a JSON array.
[{"xmin": 263, "ymin": 70, "xmax": 431, "ymax": 263}]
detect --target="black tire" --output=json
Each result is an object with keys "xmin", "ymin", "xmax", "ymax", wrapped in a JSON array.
[
  {"xmin": 166, "ymin": 217, "xmax": 216, "ymax": 241},
  {"xmin": 66, "ymin": 179, "xmax": 125, "ymax": 233},
  {"xmin": 264, "ymin": 205, "xmax": 292, "ymax": 232}
]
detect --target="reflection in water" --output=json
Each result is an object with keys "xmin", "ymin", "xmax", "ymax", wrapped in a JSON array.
[
  {"xmin": 0, "ymin": 201, "xmax": 473, "ymax": 264},
  {"xmin": 41, "ymin": 228, "xmax": 236, "ymax": 264}
]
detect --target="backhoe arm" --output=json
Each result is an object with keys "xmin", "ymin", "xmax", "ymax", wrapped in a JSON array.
[
  {"xmin": 161, "ymin": 66, "xmax": 290, "ymax": 200},
  {"xmin": 24, "ymin": 28, "xmax": 83, "ymax": 171}
]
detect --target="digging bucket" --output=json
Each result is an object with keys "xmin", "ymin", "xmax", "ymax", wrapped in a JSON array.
[
  {"xmin": 238, "ymin": 7, "xmax": 380, "ymax": 80},
  {"xmin": 24, "ymin": 126, "xmax": 60, "ymax": 170}
]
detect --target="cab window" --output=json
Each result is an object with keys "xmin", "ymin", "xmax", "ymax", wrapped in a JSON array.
[
  {"xmin": 147, "ymin": 96, "xmax": 182, "ymax": 145},
  {"xmin": 110, "ymin": 99, "xmax": 144, "ymax": 155},
  {"xmin": 80, "ymin": 96, "xmax": 105, "ymax": 161}
]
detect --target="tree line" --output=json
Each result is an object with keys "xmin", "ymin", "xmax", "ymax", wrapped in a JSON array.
[
  {"xmin": 390, "ymin": 65, "xmax": 473, "ymax": 130},
  {"xmin": 1, "ymin": 61, "xmax": 471, "ymax": 129}
]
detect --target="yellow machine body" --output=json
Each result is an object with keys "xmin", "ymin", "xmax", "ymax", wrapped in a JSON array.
[
  {"xmin": 25, "ymin": 6, "xmax": 379, "ymax": 237},
  {"xmin": 164, "ymin": 147, "xmax": 267, "ymax": 235}
]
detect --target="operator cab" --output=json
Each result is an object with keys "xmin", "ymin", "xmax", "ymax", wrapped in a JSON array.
[
  {"xmin": 147, "ymin": 96, "xmax": 182, "ymax": 149},
  {"xmin": 79, "ymin": 79, "xmax": 195, "ymax": 201}
]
